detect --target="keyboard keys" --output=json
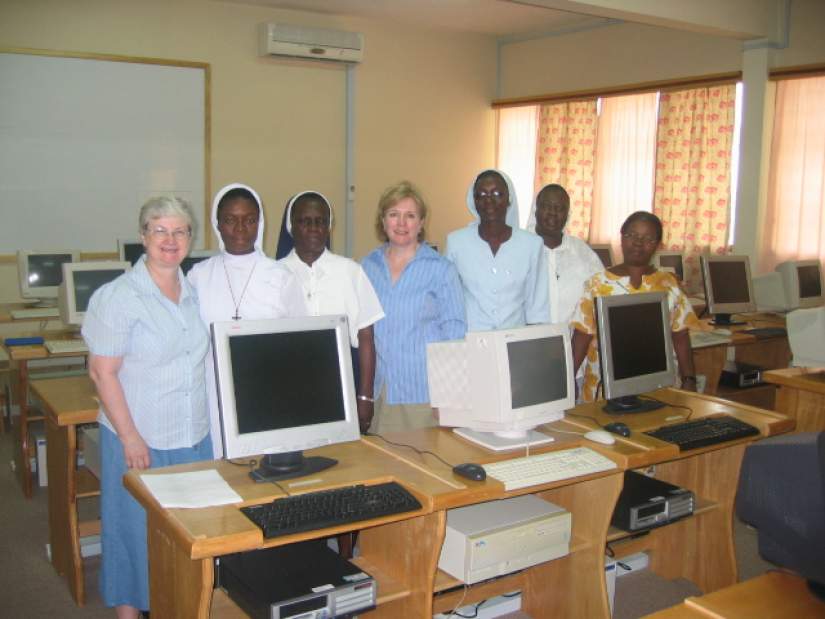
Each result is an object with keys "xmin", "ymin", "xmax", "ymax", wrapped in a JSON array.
[
  {"xmin": 645, "ymin": 415, "xmax": 760, "ymax": 451},
  {"xmin": 241, "ymin": 481, "xmax": 422, "ymax": 539},
  {"xmin": 482, "ymin": 447, "xmax": 617, "ymax": 491}
]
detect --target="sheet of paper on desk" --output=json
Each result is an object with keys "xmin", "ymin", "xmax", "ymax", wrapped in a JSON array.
[{"xmin": 140, "ymin": 469, "xmax": 243, "ymax": 508}]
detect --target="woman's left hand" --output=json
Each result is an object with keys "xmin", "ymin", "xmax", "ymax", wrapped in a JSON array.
[{"xmin": 357, "ymin": 399, "xmax": 374, "ymax": 434}]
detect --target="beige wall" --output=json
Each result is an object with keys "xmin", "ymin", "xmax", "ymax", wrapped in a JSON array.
[
  {"xmin": 499, "ymin": 21, "xmax": 743, "ymax": 99},
  {"xmin": 0, "ymin": 0, "xmax": 497, "ymax": 303}
]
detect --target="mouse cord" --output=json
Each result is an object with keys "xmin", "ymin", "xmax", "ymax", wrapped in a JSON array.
[{"xmin": 366, "ymin": 432, "xmax": 455, "ymax": 468}]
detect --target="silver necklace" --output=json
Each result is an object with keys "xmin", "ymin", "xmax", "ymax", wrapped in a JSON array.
[{"xmin": 222, "ymin": 257, "xmax": 257, "ymax": 320}]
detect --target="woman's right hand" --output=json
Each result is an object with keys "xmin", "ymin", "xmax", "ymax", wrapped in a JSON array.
[{"xmin": 121, "ymin": 432, "xmax": 151, "ymax": 470}]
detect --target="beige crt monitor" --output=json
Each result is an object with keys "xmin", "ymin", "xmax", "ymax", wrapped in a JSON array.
[
  {"xmin": 58, "ymin": 261, "xmax": 131, "ymax": 326},
  {"xmin": 17, "ymin": 250, "xmax": 80, "ymax": 303},
  {"xmin": 589, "ymin": 244, "xmax": 614, "ymax": 268}
]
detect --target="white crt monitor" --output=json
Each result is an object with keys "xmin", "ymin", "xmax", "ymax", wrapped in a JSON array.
[
  {"xmin": 58, "ymin": 261, "xmax": 130, "ymax": 327},
  {"xmin": 653, "ymin": 251, "xmax": 685, "ymax": 282},
  {"xmin": 17, "ymin": 250, "xmax": 80, "ymax": 302},
  {"xmin": 181, "ymin": 249, "xmax": 218, "ymax": 274},
  {"xmin": 700, "ymin": 255, "xmax": 756, "ymax": 325},
  {"xmin": 117, "ymin": 239, "xmax": 145, "ymax": 266},
  {"xmin": 427, "ymin": 323, "xmax": 574, "ymax": 452},
  {"xmin": 776, "ymin": 260, "xmax": 824, "ymax": 310},
  {"xmin": 589, "ymin": 244, "xmax": 614, "ymax": 268},
  {"xmin": 212, "ymin": 315, "xmax": 361, "ymax": 482},
  {"xmin": 596, "ymin": 292, "xmax": 676, "ymax": 414},
  {"xmin": 786, "ymin": 307, "xmax": 825, "ymax": 367}
]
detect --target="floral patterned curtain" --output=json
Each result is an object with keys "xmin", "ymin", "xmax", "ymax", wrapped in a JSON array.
[
  {"xmin": 653, "ymin": 84, "xmax": 736, "ymax": 293},
  {"xmin": 534, "ymin": 100, "xmax": 598, "ymax": 240}
]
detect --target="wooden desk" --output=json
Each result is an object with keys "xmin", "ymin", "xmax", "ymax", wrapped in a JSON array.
[
  {"xmin": 4, "ymin": 335, "xmax": 88, "ymax": 498},
  {"xmin": 30, "ymin": 375, "xmax": 100, "ymax": 606},
  {"xmin": 125, "ymin": 390, "xmax": 791, "ymax": 619},
  {"xmin": 763, "ymin": 367, "xmax": 825, "ymax": 432},
  {"xmin": 645, "ymin": 571, "xmax": 825, "ymax": 618}
]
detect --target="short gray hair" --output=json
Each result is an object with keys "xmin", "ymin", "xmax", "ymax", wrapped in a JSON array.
[{"xmin": 139, "ymin": 196, "xmax": 196, "ymax": 236}]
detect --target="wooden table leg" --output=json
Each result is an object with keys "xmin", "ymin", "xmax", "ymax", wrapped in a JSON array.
[
  {"xmin": 46, "ymin": 415, "xmax": 86, "ymax": 605},
  {"xmin": 15, "ymin": 359, "xmax": 33, "ymax": 499}
]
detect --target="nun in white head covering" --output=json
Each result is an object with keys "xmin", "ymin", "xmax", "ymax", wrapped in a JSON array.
[
  {"xmin": 278, "ymin": 190, "xmax": 384, "ymax": 433},
  {"xmin": 445, "ymin": 168, "xmax": 549, "ymax": 331},
  {"xmin": 187, "ymin": 183, "xmax": 307, "ymax": 458}
]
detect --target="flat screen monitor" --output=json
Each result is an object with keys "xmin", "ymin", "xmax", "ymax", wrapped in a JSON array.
[
  {"xmin": 117, "ymin": 239, "xmax": 145, "ymax": 266},
  {"xmin": 181, "ymin": 249, "xmax": 217, "ymax": 274},
  {"xmin": 427, "ymin": 323, "xmax": 574, "ymax": 452},
  {"xmin": 590, "ymin": 244, "xmax": 614, "ymax": 268},
  {"xmin": 700, "ymin": 255, "xmax": 756, "ymax": 326},
  {"xmin": 58, "ymin": 261, "xmax": 131, "ymax": 327},
  {"xmin": 17, "ymin": 250, "xmax": 80, "ymax": 304},
  {"xmin": 595, "ymin": 291, "xmax": 676, "ymax": 414},
  {"xmin": 776, "ymin": 260, "xmax": 824, "ymax": 310},
  {"xmin": 653, "ymin": 251, "xmax": 684, "ymax": 282},
  {"xmin": 212, "ymin": 315, "xmax": 361, "ymax": 482},
  {"xmin": 737, "ymin": 432, "xmax": 825, "ymax": 601}
]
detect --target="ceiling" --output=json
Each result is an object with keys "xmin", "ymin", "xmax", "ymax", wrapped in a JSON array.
[{"xmin": 219, "ymin": 0, "xmax": 614, "ymax": 38}]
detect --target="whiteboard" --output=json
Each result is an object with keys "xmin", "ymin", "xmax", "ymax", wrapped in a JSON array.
[{"xmin": 0, "ymin": 51, "xmax": 208, "ymax": 253}]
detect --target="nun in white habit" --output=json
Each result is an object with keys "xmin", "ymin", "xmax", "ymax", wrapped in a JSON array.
[{"xmin": 188, "ymin": 183, "xmax": 306, "ymax": 458}]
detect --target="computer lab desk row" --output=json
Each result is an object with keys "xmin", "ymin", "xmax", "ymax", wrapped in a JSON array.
[{"xmin": 123, "ymin": 389, "xmax": 793, "ymax": 619}]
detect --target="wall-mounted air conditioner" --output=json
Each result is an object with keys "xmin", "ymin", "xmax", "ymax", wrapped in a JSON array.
[{"xmin": 258, "ymin": 23, "xmax": 364, "ymax": 63}]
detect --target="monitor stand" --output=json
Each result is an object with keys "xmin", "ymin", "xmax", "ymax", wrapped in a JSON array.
[
  {"xmin": 249, "ymin": 451, "xmax": 338, "ymax": 483},
  {"xmin": 603, "ymin": 396, "xmax": 666, "ymax": 415},
  {"xmin": 710, "ymin": 313, "xmax": 745, "ymax": 326},
  {"xmin": 28, "ymin": 298, "xmax": 58, "ymax": 308},
  {"xmin": 453, "ymin": 428, "xmax": 554, "ymax": 453}
]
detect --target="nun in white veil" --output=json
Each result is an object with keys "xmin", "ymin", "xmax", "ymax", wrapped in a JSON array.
[
  {"xmin": 188, "ymin": 183, "xmax": 306, "ymax": 458},
  {"xmin": 445, "ymin": 168, "xmax": 549, "ymax": 331}
]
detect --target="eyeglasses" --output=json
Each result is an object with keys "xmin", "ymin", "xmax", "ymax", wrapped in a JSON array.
[
  {"xmin": 621, "ymin": 232, "xmax": 658, "ymax": 245},
  {"xmin": 474, "ymin": 190, "xmax": 506, "ymax": 201},
  {"xmin": 145, "ymin": 226, "xmax": 191, "ymax": 241},
  {"xmin": 219, "ymin": 216, "xmax": 259, "ymax": 228}
]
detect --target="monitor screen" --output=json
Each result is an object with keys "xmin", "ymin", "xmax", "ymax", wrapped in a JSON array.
[
  {"xmin": 700, "ymin": 255, "xmax": 756, "ymax": 325},
  {"xmin": 428, "ymin": 323, "xmax": 574, "ymax": 451},
  {"xmin": 58, "ymin": 261, "xmax": 130, "ymax": 326},
  {"xmin": 596, "ymin": 292, "xmax": 675, "ymax": 413},
  {"xmin": 180, "ymin": 250, "xmax": 217, "ymax": 274},
  {"xmin": 17, "ymin": 250, "xmax": 80, "ymax": 301},
  {"xmin": 590, "ymin": 244, "xmax": 613, "ymax": 268},
  {"xmin": 798, "ymin": 265, "xmax": 822, "ymax": 299},
  {"xmin": 212, "ymin": 315, "xmax": 360, "ymax": 481},
  {"xmin": 509, "ymin": 337, "xmax": 568, "ymax": 409},
  {"xmin": 117, "ymin": 239, "xmax": 145, "ymax": 265},
  {"xmin": 655, "ymin": 253, "xmax": 684, "ymax": 282}
]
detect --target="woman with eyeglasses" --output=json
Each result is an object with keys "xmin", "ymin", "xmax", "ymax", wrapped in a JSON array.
[
  {"xmin": 446, "ymin": 168, "xmax": 548, "ymax": 331},
  {"xmin": 570, "ymin": 211, "xmax": 698, "ymax": 403},
  {"xmin": 83, "ymin": 197, "xmax": 214, "ymax": 619},
  {"xmin": 187, "ymin": 183, "xmax": 306, "ymax": 458}
]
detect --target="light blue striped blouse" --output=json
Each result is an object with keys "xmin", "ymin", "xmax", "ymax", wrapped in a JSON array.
[
  {"xmin": 362, "ymin": 243, "xmax": 466, "ymax": 405},
  {"xmin": 81, "ymin": 257, "xmax": 210, "ymax": 450}
]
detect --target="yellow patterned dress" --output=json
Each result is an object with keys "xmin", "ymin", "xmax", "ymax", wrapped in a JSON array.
[{"xmin": 571, "ymin": 269, "xmax": 699, "ymax": 403}]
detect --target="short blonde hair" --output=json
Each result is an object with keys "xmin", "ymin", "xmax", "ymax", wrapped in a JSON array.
[
  {"xmin": 375, "ymin": 181, "xmax": 428, "ymax": 242},
  {"xmin": 139, "ymin": 196, "xmax": 196, "ymax": 238}
]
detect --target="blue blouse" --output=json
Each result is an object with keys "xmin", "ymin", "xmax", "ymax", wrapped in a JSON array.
[
  {"xmin": 446, "ymin": 224, "xmax": 549, "ymax": 331},
  {"xmin": 362, "ymin": 243, "xmax": 466, "ymax": 404},
  {"xmin": 82, "ymin": 257, "xmax": 210, "ymax": 450}
]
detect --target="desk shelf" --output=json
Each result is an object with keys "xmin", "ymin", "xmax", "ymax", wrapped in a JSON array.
[
  {"xmin": 209, "ymin": 556, "xmax": 410, "ymax": 618},
  {"xmin": 606, "ymin": 498, "xmax": 718, "ymax": 544},
  {"xmin": 76, "ymin": 466, "xmax": 100, "ymax": 498}
]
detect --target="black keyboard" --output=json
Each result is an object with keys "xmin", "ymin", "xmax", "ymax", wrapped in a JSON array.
[
  {"xmin": 241, "ymin": 481, "xmax": 422, "ymax": 539},
  {"xmin": 644, "ymin": 415, "xmax": 760, "ymax": 451},
  {"xmin": 742, "ymin": 327, "xmax": 787, "ymax": 339}
]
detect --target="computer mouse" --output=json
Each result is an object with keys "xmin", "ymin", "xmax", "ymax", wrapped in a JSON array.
[
  {"xmin": 453, "ymin": 463, "xmax": 487, "ymax": 481},
  {"xmin": 603, "ymin": 422, "xmax": 631, "ymax": 437},
  {"xmin": 583, "ymin": 430, "xmax": 616, "ymax": 445}
]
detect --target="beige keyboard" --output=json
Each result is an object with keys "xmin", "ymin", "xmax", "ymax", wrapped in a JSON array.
[
  {"xmin": 689, "ymin": 330, "xmax": 732, "ymax": 348},
  {"xmin": 483, "ymin": 447, "xmax": 617, "ymax": 491},
  {"xmin": 11, "ymin": 307, "xmax": 60, "ymax": 319},
  {"xmin": 44, "ymin": 340, "xmax": 88, "ymax": 355}
]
